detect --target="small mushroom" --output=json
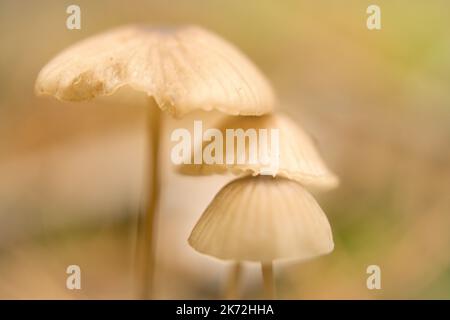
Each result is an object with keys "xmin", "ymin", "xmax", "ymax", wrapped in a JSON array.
[
  {"xmin": 181, "ymin": 113, "xmax": 339, "ymax": 191},
  {"xmin": 35, "ymin": 24, "xmax": 276, "ymax": 298},
  {"xmin": 189, "ymin": 175, "xmax": 334, "ymax": 298}
]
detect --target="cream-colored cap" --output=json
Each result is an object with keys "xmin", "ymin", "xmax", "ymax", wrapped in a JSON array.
[
  {"xmin": 189, "ymin": 175, "xmax": 334, "ymax": 262},
  {"xmin": 181, "ymin": 113, "xmax": 339, "ymax": 190},
  {"xmin": 35, "ymin": 25, "xmax": 276, "ymax": 118}
]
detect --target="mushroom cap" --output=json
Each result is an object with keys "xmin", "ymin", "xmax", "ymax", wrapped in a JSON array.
[
  {"xmin": 188, "ymin": 175, "xmax": 334, "ymax": 262},
  {"xmin": 181, "ymin": 113, "xmax": 339, "ymax": 191},
  {"xmin": 35, "ymin": 25, "xmax": 276, "ymax": 118}
]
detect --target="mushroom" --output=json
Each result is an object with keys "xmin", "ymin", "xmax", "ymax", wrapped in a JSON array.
[
  {"xmin": 189, "ymin": 175, "xmax": 334, "ymax": 298},
  {"xmin": 183, "ymin": 112, "xmax": 338, "ymax": 298},
  {"xmin": 181, "ymin": 113, "xmax": 338, "ymax": 191},
  {"xmin": 34, "ymin": 24, "xmax": 276, "ymax": 298}
]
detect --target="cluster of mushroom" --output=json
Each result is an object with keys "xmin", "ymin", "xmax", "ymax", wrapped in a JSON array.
[
  {"xmin": 35, "ymin": 25, "xmax": 338, "ymax": 299},
  {"xmin": 186, "ymin": 114, "xmax": 338, "ymax": 298}
]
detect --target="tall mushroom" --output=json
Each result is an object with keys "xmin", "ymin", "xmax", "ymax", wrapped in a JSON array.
[
  {"xmin": 35, "ymin": 25, "xmax": 276, "ymax": 298},
  {"xmin": 185, "ymin": 112, "xmax": 338, "ymax": 298}
]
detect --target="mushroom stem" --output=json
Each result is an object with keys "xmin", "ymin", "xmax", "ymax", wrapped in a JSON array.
[
  {"xmin": 138, "ymin": 102, "xmax": 162, "ymax": 299},
  {"xmin": 225, "ymin": 262, "xmax": 242, "ymax": 299},
  {"xmin": 262, "ymin": 262, "xmax": 275, "ymax": 299}
]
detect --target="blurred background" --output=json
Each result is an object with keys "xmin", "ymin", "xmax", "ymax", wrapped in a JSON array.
[{"xmin": 0, "ymin": 0, "xmax": 449, "ymax": 299}]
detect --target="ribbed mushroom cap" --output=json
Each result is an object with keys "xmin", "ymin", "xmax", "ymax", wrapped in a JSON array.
[
  {"xmin": 35, "ymin": 25, "xmax": 275, "ymax": 118},
  {"xmin": 188, "ymin": 175, "xmax": 334, "ymax": 262},
  {"xmin": 181, "ymin": 113, "xmax": 339, "ymax": 190}
]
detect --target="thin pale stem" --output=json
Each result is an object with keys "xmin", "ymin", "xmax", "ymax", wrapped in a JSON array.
[
  {"xmin": 137, "ymin": 103, "xmax": 161, "ymax": 299},
  {"xmin": 262, "ymin": 262, "xmax": 275, "ymax": 299},
  {"xmin": 225, "ymin": 262, "xmax": 242, "ymax": 299}
]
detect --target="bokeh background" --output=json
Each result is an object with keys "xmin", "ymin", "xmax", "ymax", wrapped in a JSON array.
[{"xmin": 1, "ymin": 0, "xmax": 449, "ymax": 299}]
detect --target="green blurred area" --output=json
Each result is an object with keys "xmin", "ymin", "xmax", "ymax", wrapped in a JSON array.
[{"xmin": 0, "ymin": 0, "xmax": 449, "ymax": 299}]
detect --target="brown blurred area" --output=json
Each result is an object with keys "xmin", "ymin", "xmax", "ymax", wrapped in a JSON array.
[{"xmin": 0, "ymin": 0, "xmax": 449, "ymax": 299}]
